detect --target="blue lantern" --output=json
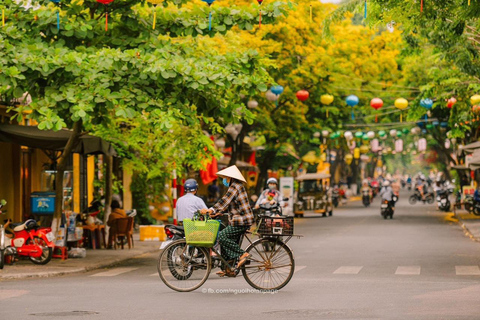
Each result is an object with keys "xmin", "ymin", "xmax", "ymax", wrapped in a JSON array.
[
  {"xmin": 416, "ymin": 122, "xmax": 425, "ymax": 128},
  {"xmin": 420, "ymin": 98, "xmax": 433, "ymax": 109},
  {"xmin": 271, "ymin": 85, "xmax": 284, "ymax": 96},
  {"xmin": 50, "ymin": 0, "xmax": 61, "ymax": 30},
  {"xmin": 346, "ymin": 95, "xmax": 359, "ymax": 120},
  {"xmin": 440, "ymin": 122, "xmax": 448, "ymax": 128},
  {"xmin": 202, "ymin": 0, "xmax": 216, "ymax": 31},
  {"xmin": 432, "ymin": 121, "xmax": 439, "ymax": 127},
  {"xmin": 422, "ymin": 129, "xmax": 427, "ymax": 134}
]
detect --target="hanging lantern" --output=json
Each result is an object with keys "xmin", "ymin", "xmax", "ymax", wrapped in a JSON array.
[
  {"xmin": 367, "ymin": 131, "xmax": 375, "ymax": 139},
  {"xmin": 322, "ymin": 130, "xmax": 330, "ymax": 138},
  {"xmin": 371, "ymin": 139, "xmax": 380, "ymax": 152},
  {"xmin": 472, "ymin": 105, "xmax": 480, "ymax": 114},
  {"xmin": 321, "ymin": 94, "xmax": 334, "ymax": 105},
  {"xmin": 147, "ymin": 0, "xmax": 163, "ymax": 29},
  {"xmin": 360, "ymin": 145, "xmax": 369, "ymax": 154},
  {"xmin": 344, "ymin": 131, "xmax": 353, "ymax": 141},
  {"xmin": 395, "ymin": 139, "xmax": 403, "ymax": 153},
  {"xmin": 447, "ymin": 97, "xmax": 457, "ymax": 109},
  {"xmin": 378, "ymin": 130, "xmax": 386, "ymax": 139},
  {"xmin": 321, "ymin": 94, "xmax": 334, "ymax": 118},
  {"xmin": 265, "ymin": 90, "xmax": 279, "ymax": 102},
  {"xmin": 247, "ymin": 100, "xmax": 258, "ymax": 109},
  {"xmin": 97, "ymin": 0, "xmax": 114, "ymax": 32},
  {"xmin": 395, "ymin": 98, "xmax": 408, "ymax": 122},
  {"xmin": 201, "ymin": 0, "xmax": 216, "ymax": 31},
  {"xmin": 355, "ymin": 131, "xmax": 364, "ymax": 139},
  {"xmin": 440, "ymin": 122, "xmax": 448, "ymax": 129},
  {"xmin": 354, "ymin": 148, "xmax": 361, "ymax": 159},
  {"xmin": 50, "ymin": 0, "xmax": 60, "ymax": 30},
  {"xmin": 346, "ymin": 95, "xmax": 359, "ymax": 120},
  {"xmin": 257, "ymin": 0, "xmax": 263, "ymax": 28},
  {"xmin": 345, "ymin": 154, "xmax": 353, "ymax": 165},
  {"xmin": 396, "ymin": 131, "xmax": 402, "ymax": 138},
  {"xmin": 362, "ymin": 134, "xmax": 370, "ymax": 142},
  {"xmin": 313, "ymin": 131, "xmax": 321, "ymax": 138},
  {"xmin": 471, "ymin": 95, "xmax": 480, "ymax": 105},
  {"xmin": 445, "ymin": 139, "xmax": 451, "ymax": 149},
  {"xmin": 420, "ymin": 98, "xmax": 433, "ymax": 109},
  {"xmin": 370, "ymin": 98, "xmax": 383, "ymax": 122},
  {"xmin": 296, "ymin": 90, "xmax": 309, "ymax": 102},
  {"xmin": 402, "ymin": 128, "xmax": 409, "ymax": 135},
  {"xmin": 270, "ymin": 85, "xmax": 284, "ymax": 96},
  {"xmin": 432, "ymin": 120, "xmax": 439, "ymax": 127},
  {"xmin": 418, "ymin": 138, "xmax": 427, "ymax": 152},
  {"xmin": 411, "ymin": 127, "xmax": 420, "ymax": 135},
  {"xmin": 389, "ymin": 129, "xmax": 397, "ymax": 137}
]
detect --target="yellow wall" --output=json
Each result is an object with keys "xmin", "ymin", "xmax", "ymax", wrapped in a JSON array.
[
  {"xmin": 87, "ymin": 155, "xmax": 95, "ymax": 205},
  {"xmin": 0, "ymin": 142, "xmax": 21, "ymax": 221},
  {"xmin": 123, "ymin": 170, "xmax": 132, "ymax": 210}
]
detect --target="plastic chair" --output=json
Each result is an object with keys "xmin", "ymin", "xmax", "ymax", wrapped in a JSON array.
[{"xmin": 111, "ymin": 217, "xmax": 134, "ymax": 249}]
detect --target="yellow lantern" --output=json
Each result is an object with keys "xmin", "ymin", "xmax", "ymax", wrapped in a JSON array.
[
  {"xmin": 321, "ymin": 94, "xmax": 334, "ymax": 118},
  {"xmin": 395, "ymin": 98, "xmax": 408, "ymax": 122},
  {"xmin": 147, "ymin": 0, "xmax": 163, "ymax": 29},
  {"xmin": 377, "ymin": 159, "xmax": 383, "ymax": 167},
  {"xmin": 354, "ymin": 148, "xmax": 360, "ymax": 159},
  {"xmin": 345, "ymin": 154, "xmax": 353, "ymax": 165},
  {"xmin": 360, "ymin": 145, "xmax": 369, "ymax": 154},
  {"xmin": 320, "ymin": 94, "xmax": 334, "ymax": 105},
  {"xmin": 471, "ymin": 95, "xmax": 480, "ymax": 105}
]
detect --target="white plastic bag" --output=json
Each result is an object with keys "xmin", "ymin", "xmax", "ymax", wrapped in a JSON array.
[{"xmin": 68, "ymin": 247, "xmax": 87, "ymax": 258}]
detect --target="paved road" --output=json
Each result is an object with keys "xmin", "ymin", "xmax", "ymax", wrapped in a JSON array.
[{"xmin": 2, "ymin": 190, "xmax": 480, "ymax": 320}]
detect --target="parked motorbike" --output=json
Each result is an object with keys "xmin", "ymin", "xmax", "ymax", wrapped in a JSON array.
[
  {"xmin": 3, "ymin": 218, "xmax": 55, "ymax": 265},
  {"xmin": 362, "ymin": 190, "xmax": 371, "ymax": 207},
  {"xmin": 408, "ymin": 190, "xmax": 434, "ymax": 205},
  {"xmin": 436, "ymin": 189, "xmax": 451, "ymax": 212},
  {"xmin": 464, "ymin": 195, "xmax": 476, "ymax": 214},
  {"xmin": 332, "ymin": 190, "xmax": 339, "ymax": 208}
]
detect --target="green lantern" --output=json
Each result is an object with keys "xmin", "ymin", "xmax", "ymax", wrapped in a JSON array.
[
  {"xmin": 378, "ymin": 130, "xmax": 386, "ymax": 138},
  {"xmin": 355, "ymin": 131, "xmax": 363, "ymax": 139}
]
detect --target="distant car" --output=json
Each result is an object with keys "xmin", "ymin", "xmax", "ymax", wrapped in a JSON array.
[{"xmin": 294, "ymin": 173, "xmax": 333, "ymax": 218}]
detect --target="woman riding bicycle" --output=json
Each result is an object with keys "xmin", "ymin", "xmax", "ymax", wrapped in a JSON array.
[{"xmin": 200, "ymin": 165, "xmax": 254, "ymax": 277}]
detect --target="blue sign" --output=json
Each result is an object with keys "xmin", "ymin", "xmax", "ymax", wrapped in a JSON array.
[{"xmin": 31, "ymin": 192, "xmax": 56, "ymax": 214}]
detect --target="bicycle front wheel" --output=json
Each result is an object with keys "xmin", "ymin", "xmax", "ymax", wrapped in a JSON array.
[
  {"xmin": 242, "ymin": 237, "xmax": 295, "ymax": 291},
  {"xmin": 157, "ymin": 239, "xmax": 211, "ymax": 292}
]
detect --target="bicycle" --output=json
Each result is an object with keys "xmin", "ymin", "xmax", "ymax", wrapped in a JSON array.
[{"xmin": 157, "ymin": 213, "xmax": 298, "ymax": 292}]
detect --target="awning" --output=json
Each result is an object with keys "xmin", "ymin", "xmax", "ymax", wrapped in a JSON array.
[
  {"xmin": 295, "ymin": 173, "xmax": 331, "ymax": 181},
  {"xmin": 0, "ymin": 124, "xmax": 117, "ymax": 156},
  {"xmin": 461, "ymin": 141, "xmax": 480, "ymax": 153},
  {"xmin": 217, "ymin": 157, "xmax": 258, "ymax": 171}
]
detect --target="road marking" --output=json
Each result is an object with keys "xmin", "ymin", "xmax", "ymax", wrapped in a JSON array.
[
  {"xmin": 91, "ymin": 267, "xmax": 138, "ymax": 277},
  {"xmin": 333, "ymin": 266, "xmax": 363, "ymax": 274},
  {"xmin": 0, "ymin": 289, "xmax": 29, "ymax": 301},
  {"xmin": 456, "ymin": 266, "xmax": 480, "ymax": 275},
  {"xmin": 294, "ymin": 266, "xmax": 306, "ymax": 274},
  {"xmin": 395, "ymin": 266, "xmax": 421, "ymax": 275}
]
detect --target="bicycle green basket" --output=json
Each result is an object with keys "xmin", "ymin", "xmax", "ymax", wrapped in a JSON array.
[{"xmin": 183, "ymin": 218, "xmax": 220, "ymax": 247}]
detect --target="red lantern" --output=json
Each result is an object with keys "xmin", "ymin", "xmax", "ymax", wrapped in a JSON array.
[
  {"xmin": 370, "ymin": 98, "xmax": 383, "ymax": 110},
  {"xmin": 370, "ymin": 98, "xmax": 383, "ymax": 122},
  {"xmin": 257, "ymin": 0, "xmax": 263, "ymax": 3},
  {"xmin": 296, "ymin": 90, "xmax": 309, "ymax": 102},
  {"xmin": 96, "ymin": 0, "xmax": 114, "ymax": 31},
  {"xmin": 447, "ymin": 97, "xmax": 457, "ymax": 108},
  {"xmin": 473, "ymin": 105, "xmax": 480, "ymax": 114}
]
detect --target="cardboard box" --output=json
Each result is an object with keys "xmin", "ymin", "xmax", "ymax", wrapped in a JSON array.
[{"xmin": 139, "ymin": 225, "xmax": 166, "ymax": 241}]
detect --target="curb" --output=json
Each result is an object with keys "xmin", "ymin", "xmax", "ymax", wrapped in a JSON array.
[
  {"xmin": 445, "ymin": 212, "xmax": 480, "ymax": 242},
  {"xmin": 0, "ymin": 248, "xmax": 159, "ymax": 280}
]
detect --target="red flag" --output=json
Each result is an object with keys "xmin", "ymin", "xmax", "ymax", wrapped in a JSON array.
[{"xmin": 200, "ymin": 156, "xmax": 218, "ymax": 185}]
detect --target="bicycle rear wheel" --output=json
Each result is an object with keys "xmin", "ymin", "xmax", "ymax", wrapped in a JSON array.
[
  {"xmin": 242, "ymin": 237, "xmax": 294, "ymax": 291},
  {"xmin": 158, "ymin": 239, "xmax": 211, "ymax": 292}
]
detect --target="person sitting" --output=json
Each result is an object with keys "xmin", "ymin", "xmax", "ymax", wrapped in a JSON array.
[
  {"xmin": 107, "ymin": 200, "xmax": 127, "ymax": 248},
  {"xmin": 176, "ymin": 179, "xmax": 208, "ymax": 225}
]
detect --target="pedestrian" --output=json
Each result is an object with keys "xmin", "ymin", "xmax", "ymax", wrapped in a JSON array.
[
  {"xmin": 201, "ymin": 165, "xmax": 254, "ymax": 277},
  {"xmin": 176, "ymin": 179, "xmax": 208, "ymax": 225},
  {"xmin": 107, "ymin": 199, "xmax": 127, "ymax": 248}
]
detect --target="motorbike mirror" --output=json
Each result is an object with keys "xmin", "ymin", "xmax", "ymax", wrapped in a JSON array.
[{"xmin": 0, "ymin": 199, "xmax": 6, "ymax": 206}]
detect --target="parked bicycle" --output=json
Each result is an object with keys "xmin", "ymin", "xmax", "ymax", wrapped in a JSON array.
[{"xmin": 157, "ymin": 212, "xmax": 298, "ymax": 292}]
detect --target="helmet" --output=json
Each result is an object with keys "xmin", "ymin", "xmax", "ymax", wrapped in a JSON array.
[
  {"xmin": 266, "ymin": 178, "xmax": 278, "ymax": 185},
  {"xmin": 362, "ymin": 179, "xmax": 368, "ymax": 185},
  {"xmin": 184, "ymin": 179, "xmax": 198, "ymax": 192},
  {"xmin": 383, "ymin": 180, "xmax": 390, "ymax": 187},
  {"xmin": 25, "ymin": 219, "xmax": 37, "ymax": 231}
]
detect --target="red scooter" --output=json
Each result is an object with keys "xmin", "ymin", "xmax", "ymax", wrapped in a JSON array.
[{"xmin": 4, "ymin": 218, "xmax": 55, "ymax": 265}]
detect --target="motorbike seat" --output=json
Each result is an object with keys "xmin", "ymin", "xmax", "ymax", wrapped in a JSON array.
[
  {"xmin": 13, "ymin": 222, "xmax": 26, "ymax": 232},
  {"xmin": 166, "ymin": 224, "xmax": 184, "ymax": 231}
]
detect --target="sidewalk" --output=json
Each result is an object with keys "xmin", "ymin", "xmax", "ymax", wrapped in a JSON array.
[
  {"xmin": 448, "ymin": 208, "xmax": 480, "ymax": 241},
  {"xmin": 0, "ymin": 233, "xmax": 161, "ymax": 280}
]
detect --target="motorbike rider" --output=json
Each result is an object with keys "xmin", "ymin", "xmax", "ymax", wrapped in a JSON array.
[
  {"xmin": 176, "ymin": 179, "xmax": 208, "ymax": 225},
  {"xmin": 361, "ymin": 180, "xmax": 372, "ymax": 201},
  {"xmin": 379, "ymin": 180, "xmax": 395, "ymax": 210},
  {"xmin": 416, "ymin": 176, "xmax": 426, "ymax": 200},
  {"xmin": 200, "ymin": 165, "xmax": 254, "ymax": 277},
  {"xmin": 254, "ymin": 178, "xmax": 285, "ymax": 212}
]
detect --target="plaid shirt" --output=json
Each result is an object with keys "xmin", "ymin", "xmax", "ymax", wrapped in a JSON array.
[{"xmin": 212, "ymin": 180, "xmax": 254, "ymax": 227}]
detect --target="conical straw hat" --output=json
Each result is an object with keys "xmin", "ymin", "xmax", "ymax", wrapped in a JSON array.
[{"xmin": 216, "ymin": 165, "xmax": 246, "ymax": 183}]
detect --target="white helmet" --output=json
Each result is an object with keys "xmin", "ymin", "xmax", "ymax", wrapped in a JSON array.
[
  {"xmin": 383, "ymin": 180, "xmax": 390, "ymax": 187},
  {"xmin": 267, "ymin": 178, "xmax": 278, "ymax": 185}
]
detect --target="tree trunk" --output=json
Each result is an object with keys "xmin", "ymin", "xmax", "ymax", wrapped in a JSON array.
[
  {"xmin": 53, "ymin": 120, "xmax": 83, "ymax": 230},
  {"xmin": 255, "ymin": 149, "xmax": 276, "ymax": 195},
  {"xmin": 103, "ymin": 154, "xmax": 113, "ymax": 224}
]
